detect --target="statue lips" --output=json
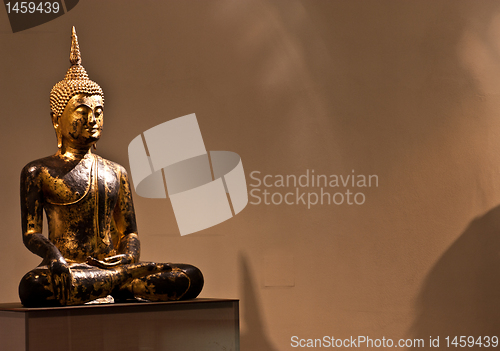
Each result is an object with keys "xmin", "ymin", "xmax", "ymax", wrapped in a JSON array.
[
  {"xmin": 89, "ymin": 128, "xmax": 98, "ymax": 132},
  {"xmin": 86, "ymin": 127, "xmax": 100, "ymax": 139}
]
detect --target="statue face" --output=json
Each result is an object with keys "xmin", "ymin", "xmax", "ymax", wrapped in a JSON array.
[{"xmin": 56, "ymin": 94, "xmax": 104, "ymax": 148}]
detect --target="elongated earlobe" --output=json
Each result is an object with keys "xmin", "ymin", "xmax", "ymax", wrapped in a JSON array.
[{"xmin": 51, "ymin": 112, "xmax": 62, "ymax": 149}]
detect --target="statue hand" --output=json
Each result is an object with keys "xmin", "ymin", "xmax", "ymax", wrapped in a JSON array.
[
  {"xmin": 49, "ymin": 257, "xmax": 73, "ymax": 305},
  {"xmin": 86, "ymin": 254, "xmax": 130, "ymax": 268}
]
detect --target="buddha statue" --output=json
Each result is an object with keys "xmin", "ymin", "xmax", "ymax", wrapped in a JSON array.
[{"xmin": 18, "ymin": 27, "xmax": 203, "ymax": 307}]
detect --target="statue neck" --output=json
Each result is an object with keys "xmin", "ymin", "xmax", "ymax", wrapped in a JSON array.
[{"xmin": 56, "ymin": 143, "xmax": 93, "ymax": 161}]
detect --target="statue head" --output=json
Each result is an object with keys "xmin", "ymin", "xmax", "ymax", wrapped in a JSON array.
[{"xmin": 50, "ymin": 27, "xmax": 104, "ymax": 149}]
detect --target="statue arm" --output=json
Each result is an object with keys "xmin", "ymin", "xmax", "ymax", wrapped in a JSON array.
[
  {"xmin": 114, "ymin": 165, "xmax": 140, "ymax": 263},
  {"xmin": 21, "ymin": 164, "xmax": 58, "ymax": 261},
  {"xmin": 20, "ymin": 163, "xmax": 72, "ymax": 304}
]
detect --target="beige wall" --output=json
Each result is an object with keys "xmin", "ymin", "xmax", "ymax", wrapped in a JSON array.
[{"xmin": 2, "ymin": 0, "xmax": 500, "ymax": 349}]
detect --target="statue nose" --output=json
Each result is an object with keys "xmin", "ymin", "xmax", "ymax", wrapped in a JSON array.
[{"xmin": 88, "ymin": 112, "xmax": 96, "ymax": 124}]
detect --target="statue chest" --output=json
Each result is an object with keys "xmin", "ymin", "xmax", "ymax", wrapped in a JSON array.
[
  {"xmin": 42, "ymin": 156, "xmax": 122, "ymax": 260},
  {"xmin": 42, "ymin": 156, "xmax": 120, "ymax": 208}
]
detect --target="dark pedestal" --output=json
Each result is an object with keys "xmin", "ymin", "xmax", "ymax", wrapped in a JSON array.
[{"xmin": 0, "ymin": 298, "xmax": 239, "ymax": 351}]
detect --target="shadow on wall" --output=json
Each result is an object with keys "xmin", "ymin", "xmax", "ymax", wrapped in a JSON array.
[
  {"xmin": 411, "ymin": 205, "xmax": 500, "ymax": 347},
  {"xmin": 239, "ymin": 254, "xmax": 278, "ymax": 351}
]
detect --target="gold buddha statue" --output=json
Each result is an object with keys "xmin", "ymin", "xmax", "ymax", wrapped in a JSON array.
[{"xmin": 19, "ymin": 27, "xmax": 203, "ymax": 307}]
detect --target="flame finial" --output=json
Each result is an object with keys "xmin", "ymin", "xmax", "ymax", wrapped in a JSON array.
[{"xmin": 69, "ymin": 26, "xmax": 82, "ymax": 66}]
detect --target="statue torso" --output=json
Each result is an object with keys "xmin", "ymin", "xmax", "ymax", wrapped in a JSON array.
[{"xmin": 33, "ymin": 153, "xmax": 121, "ymax": 263}]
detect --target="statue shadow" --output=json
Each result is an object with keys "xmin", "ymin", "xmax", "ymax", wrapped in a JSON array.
[
  {"xmin": 239, "ymin": 253, "xmax": 279, "ymax": 351},
  {"xmin": 411, "ymin": 205, "xmax": 500, "ymax": 347}
]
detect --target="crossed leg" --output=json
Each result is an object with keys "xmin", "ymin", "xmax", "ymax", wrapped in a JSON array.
[{"xmin": 19, "ymin": 262, "xmax": 203, "ymax": 307}]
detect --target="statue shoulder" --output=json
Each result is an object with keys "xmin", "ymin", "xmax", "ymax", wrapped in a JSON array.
[{"xmin": 20, "ymin": 156, "xmax": 55, "ymax": 182}]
